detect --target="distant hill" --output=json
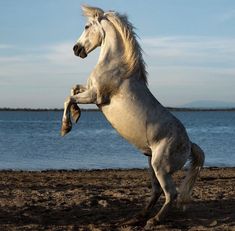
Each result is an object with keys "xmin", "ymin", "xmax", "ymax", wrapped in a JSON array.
[{"xmin": 181, "ymin": 100, "xmax": 235, "ymax": 109}]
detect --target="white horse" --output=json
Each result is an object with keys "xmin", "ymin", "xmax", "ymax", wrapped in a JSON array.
[{"xmin": 61, "ymin": 5, "xmax": 205, "ymax": 227}]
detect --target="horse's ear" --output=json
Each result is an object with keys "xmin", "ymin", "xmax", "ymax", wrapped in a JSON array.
[{"xmin": 82, "ymin": 5, "xmax": 104, "ymax": 21}]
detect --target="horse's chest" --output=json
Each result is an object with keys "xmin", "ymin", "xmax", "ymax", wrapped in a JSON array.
[{"xmin": 100, "ymin": 100, "xmax": 149, "ymax": 153}]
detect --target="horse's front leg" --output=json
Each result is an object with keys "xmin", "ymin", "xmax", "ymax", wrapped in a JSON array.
[
  {"xmin": 61, "ymin": 88, "xmax": 97, "ymax": 136},
  {"xmin": 70, "ymin": 84, "xmax": 87, "ymax": 123}
]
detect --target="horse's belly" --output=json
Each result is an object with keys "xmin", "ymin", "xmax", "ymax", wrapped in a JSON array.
[{"xmin": 100, "ymin": 99, "xmax": 150, "ymax": 153}]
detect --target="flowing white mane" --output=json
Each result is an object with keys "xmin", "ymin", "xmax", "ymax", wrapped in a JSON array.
[{"xmin": 82, "ymin": 5, "xmax": 148, "ymax": 85}]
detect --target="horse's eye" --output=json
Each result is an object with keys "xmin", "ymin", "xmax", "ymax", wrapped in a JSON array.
[{"xmin": 85, "ymin": 25, "xmax": 90, "ymax": 30}]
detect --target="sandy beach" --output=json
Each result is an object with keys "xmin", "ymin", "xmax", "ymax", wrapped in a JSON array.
[{"xmin": 0, "ymin": 167, "xmax": 234, "ymax": 230}]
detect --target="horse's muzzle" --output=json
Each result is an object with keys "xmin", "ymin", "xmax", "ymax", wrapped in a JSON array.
[{"xmin": 73, "ymin": 44, "xmax": 87, "ymax": 58}]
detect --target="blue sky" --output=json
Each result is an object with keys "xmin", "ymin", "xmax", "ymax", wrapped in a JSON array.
[{"xmin": 0, "ymin": 0, "xmax": 235, "ymax": 108}]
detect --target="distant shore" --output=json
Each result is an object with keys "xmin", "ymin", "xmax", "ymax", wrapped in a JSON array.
[
  {"xmin": 0, "ymin": 167, "xmax": 234, "ymax": 231},
  {"xmin": 1, "ymin": 107, "xmax": 235, "ymax": 112}
]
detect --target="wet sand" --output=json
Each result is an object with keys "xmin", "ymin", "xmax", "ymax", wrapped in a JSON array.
[{"xmin": 0, "ymin": 167, "xmax": 234, "ymax": 230}]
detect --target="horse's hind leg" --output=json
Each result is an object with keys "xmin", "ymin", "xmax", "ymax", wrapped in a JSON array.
[
  {"xmin": 140, "ymin": 156, "xmax": 162, "ymax": 217},
  {"xmin": 145, "ymin": 149, "xmax": 177, "ymax": 228},
  {"xmin": 125, "ymin": 156, "xmax": 162, "ymax": 226}
]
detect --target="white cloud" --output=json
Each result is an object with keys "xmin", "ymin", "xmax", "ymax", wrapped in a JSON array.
[
  {"xmin": 219, "ymin": 9, "xmax": 235, "ymax": 22},
  {"xmin": 139, "ymin": 36, "xmax": 235, "ymax": 106},
  {"xmin": 0, "ymin": 41, "xmax": 101, "ymax": 108},
  {"xmin": 0, "ymin": 36, "xmax": 235, "ymax": 108},
  {"xmin": 0, "ymin": 44, "xmax": 14, "ymax": 49},
  {"xmin": 0, "ymin": 56, "xmax": 24, "ymax": 63},
  {"xmin": 0, "ymin": 41, "xmax": 99, "ymax": 79},
  {"xmin": 141, "ymin": 36, "xmax": 235, "ymax": 66},
  {"xmin": 44, "ymin": 42, "xmax": 77, "ymax": 64}
]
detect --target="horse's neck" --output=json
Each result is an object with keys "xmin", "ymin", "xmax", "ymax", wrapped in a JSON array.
[
  {"xmin": 95, "ymin": 23, "xmax": 145, "ymax": 85},
  {"xmin": 97, "ymin": 26, "xmax": 124, "ymax": 67},
  {"xmin": 93, "ymin": 23, "xmax": 144, "ymax": 88}
]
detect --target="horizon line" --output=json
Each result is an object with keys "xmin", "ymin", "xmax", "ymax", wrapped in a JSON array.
[{"xmin": 1, "ymin": 107, "xmax": 235, "ymax": 112}]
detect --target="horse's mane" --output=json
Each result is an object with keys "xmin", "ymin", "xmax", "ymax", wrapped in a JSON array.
[
  {"xmin": 82, "ymin": 5, "xmax": 148, "ymax": 85},
  {"xmin": 105, "ymin": 12, "xmax": 148, "ymax": 84}
]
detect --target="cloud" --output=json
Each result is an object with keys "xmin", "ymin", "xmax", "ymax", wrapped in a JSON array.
[
  {"xmin": 0, "ymin": 56, "xmax": 25, "ymax": 63},
  {"xmin": 0, "ymin": 36, "xmax": 235, "ymax": 107},
  {"xmin": 44, "ymin": 42, "xmax": 77, "ymax": 64},
  {"xmin": 1, "ymin": 36, "xmax": 234, "ymax": 76},
  {"xmin": 141, "ymin": 36, "xmax": 235, "ymax": 67},
  {"xmin": 219, "ymin": 9, "xmax": 235, "ymax": 22},
  {"xmin": 0, "ymin": 41, "xmax": 100, "ymax": 108},
  {"xmin": 0, "ymin": 44, "xmax": 14, "ymax": 49},
  {"xmin": 138, "ymin": 36, "xmax": 235, "ymax": 106},
  {"xmin": 0, "ymin": 41, "xmax": 99, "ymax": 78}
]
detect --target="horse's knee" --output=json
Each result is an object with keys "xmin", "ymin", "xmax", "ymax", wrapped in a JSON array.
[
  {"xmin": 71, "ymin": 85, "xmax": 80, "ymax": 95},
  {"xmin": 71, "ymin": 84, "xmax": 86, "ymax": 95}
]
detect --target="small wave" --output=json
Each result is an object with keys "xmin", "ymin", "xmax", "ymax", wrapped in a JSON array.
[
  {"xmin": 0, "ymin": 120, "xmax": 59, "ymax": 124},
  {"xmin": 187, "ymin": 126, "xmax": 235, "ymax": 134}
]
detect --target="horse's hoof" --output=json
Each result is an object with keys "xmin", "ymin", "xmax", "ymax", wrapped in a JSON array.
[
  {"xmin": 123, "ymin": 217, "xmax": 147, "ymax": 226},
  {"xmin": 145, "ymin": 217, "xmax": 160, "ymax": 229},
  {"xmin": 61, "ymin": 120, "xmax": 72, "ymax": 136},
  {"xmin": 70, "ymin": 104, "xmax": 81, "ymax": 123}
]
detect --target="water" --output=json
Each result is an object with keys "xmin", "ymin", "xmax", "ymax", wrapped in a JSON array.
[{"xmin": 0, "ymin": 110, "xmax": 235, "ymax": 170}]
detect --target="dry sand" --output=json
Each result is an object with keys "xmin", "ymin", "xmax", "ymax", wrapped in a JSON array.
[{"xmin": 0, "ymin": 167, "xmax": 234, "ymax": 230}]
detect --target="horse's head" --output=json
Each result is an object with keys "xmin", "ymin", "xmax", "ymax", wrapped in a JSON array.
[{"xmin": 73, "ymin": 6, "xmax": 105, "ymax": 58}]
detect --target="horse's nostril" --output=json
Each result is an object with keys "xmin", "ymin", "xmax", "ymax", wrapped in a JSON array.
[
  {"xmin": 73, "ymin": 45, "xmax": 78, "ymax": 52},
  {"xmin": 73, "ymin": 43, "xmax": 86, "ymax": 57}
]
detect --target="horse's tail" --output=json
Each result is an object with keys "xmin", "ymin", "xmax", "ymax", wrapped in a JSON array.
[{"xmin": 178, "ymin": 142, "xmax": 205, "ymax": 206}]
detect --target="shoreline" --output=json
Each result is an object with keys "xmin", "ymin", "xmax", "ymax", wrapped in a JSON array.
[
  {"xmin": 1, "ymin": 107, "xmax": 235, "ymax": 112},
  {"xmin": 0, "ymin": 166, "xmax": 234, "ymax": 172},
  {"xmin": 0, "ymin": 167, "xmax": 234, "ymax": 230}
]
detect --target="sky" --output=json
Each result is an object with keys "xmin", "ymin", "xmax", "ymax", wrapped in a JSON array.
[{"xmin": 0, "ymin": 0, "xmax": 235, "ymax": 108}]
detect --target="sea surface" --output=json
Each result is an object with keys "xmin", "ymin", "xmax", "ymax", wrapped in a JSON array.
[{"xmin": 0, "ymin": 110, "xmax": 235, "ymax": 170}]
